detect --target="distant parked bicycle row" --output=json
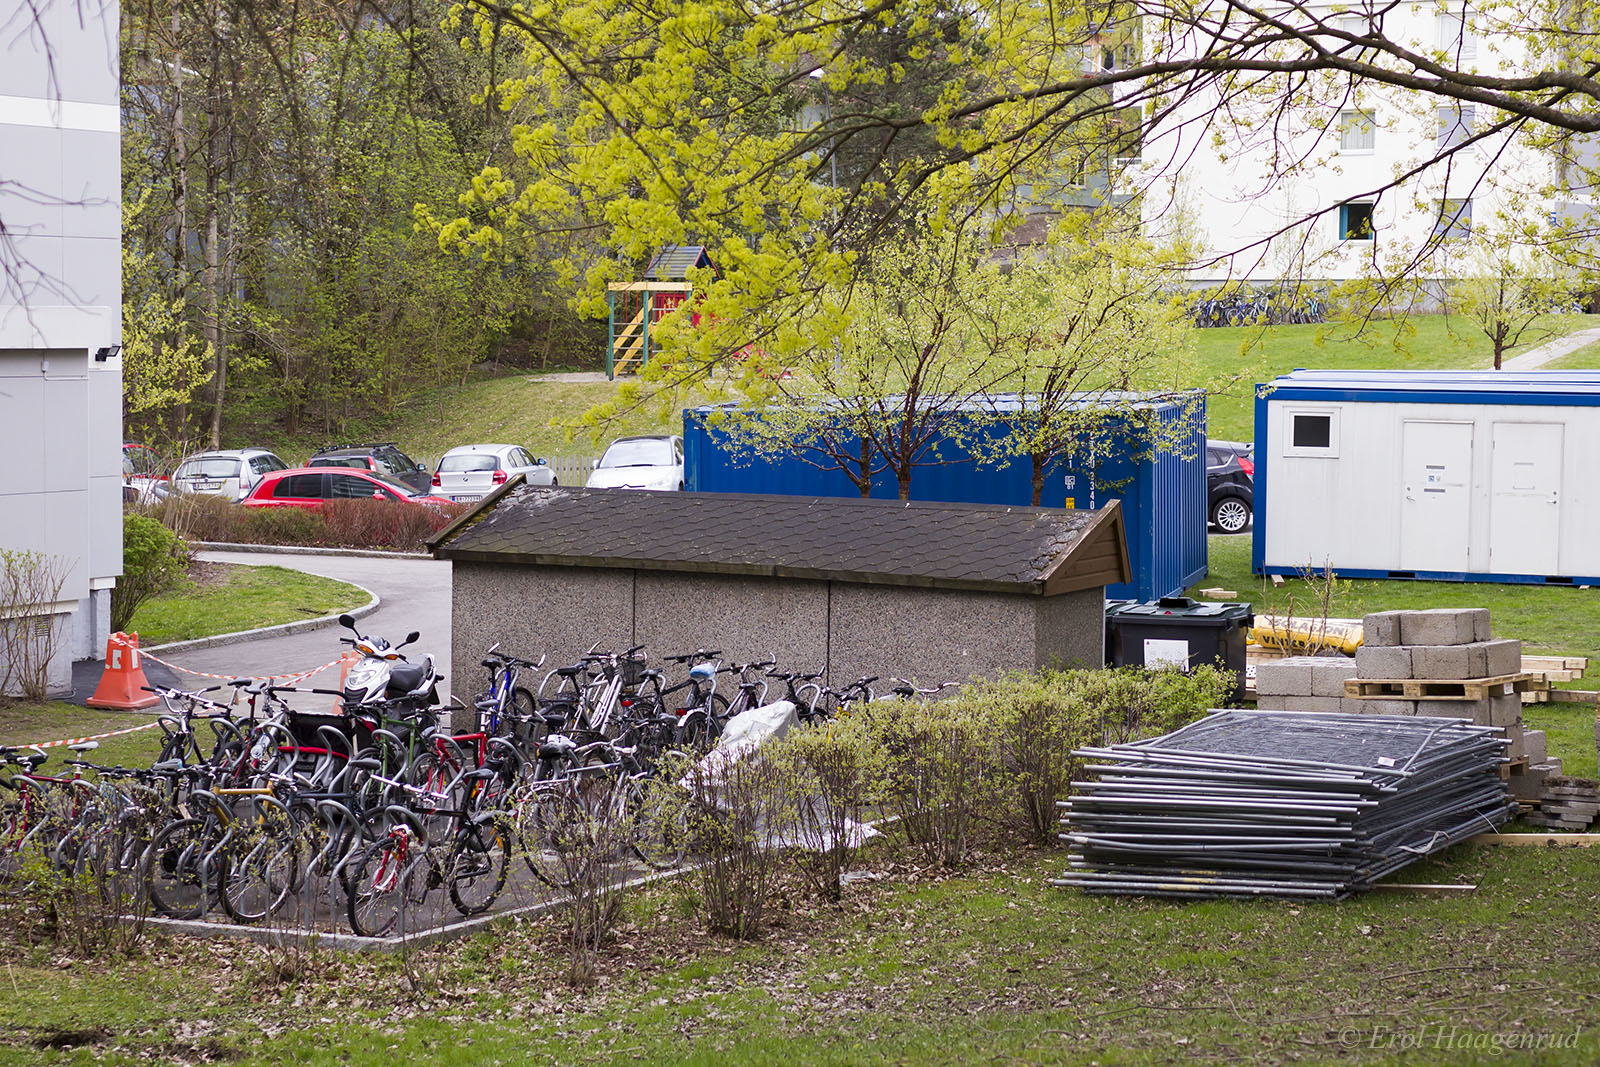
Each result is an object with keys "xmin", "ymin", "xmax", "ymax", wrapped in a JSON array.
[{"xmin": 1189, "ymin": 288, "xmax": 1326, "ymax": 328}]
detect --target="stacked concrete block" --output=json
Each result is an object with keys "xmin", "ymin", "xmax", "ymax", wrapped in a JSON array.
[
  {"xmin": 1253, "ymin": 655, "xmax": 1361, "ymax": 713},
  {"xmin": 1526, "ymin": 776, "xmax": 1600, "ymax": 830}
]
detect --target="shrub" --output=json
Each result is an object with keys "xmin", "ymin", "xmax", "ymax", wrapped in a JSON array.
[
  {"xmin": 774, "ymin": 718, "xmax": 875, "ymax": 902},
  {"xmin": 982, "ymin": 665, "xmax": 1234, "ymax": 843},
  {"xmin": 684, "ymin": 747, "xmax": 789, "ymax": 939},
  {"xmin": 149, "ymin": 493, "xmax": 467, "ymax": 552},
  {"xmin": 0, "ymin": 549, "xmax": 71, "ymax": 701},
  {"xmin": 110, "ymin": 515, "xmax": 188, "ymax": 634},
  {"xmin": 866, "ymin": 696, "xmax": 996, "ymax": 867},
  {"xmin": 318, "ymin": 499, "xmax": 466, "ymax": 550},
  {"xmin": 239, "ymin": 506, "xmax": 325, "ymax": 547},
  {"xmin": 153, "ymin": 491, "xmax": 239, "ymax": 542}
]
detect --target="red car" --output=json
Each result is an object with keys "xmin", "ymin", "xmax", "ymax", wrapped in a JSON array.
[{"xmin": 242, "ymin": 467, "xmax": 453, "ymax": 509}]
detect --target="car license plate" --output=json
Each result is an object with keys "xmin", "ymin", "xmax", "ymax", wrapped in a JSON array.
[
  {"xmin": 195, "ymin": 482, "xmax": 221, "ymax": 491},
  {"xmin": 451, "ymin": 494, "xmax": 482, "ymax": 503}
]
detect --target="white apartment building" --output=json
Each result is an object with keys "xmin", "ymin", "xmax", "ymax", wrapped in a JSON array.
[
  {"xmin": 1135, "ymin": 3, "xmax": 1598, "ymax": 286},
  {"xmin": 0, "ymin": 0, "xmax": 124, "ymax": 694}
]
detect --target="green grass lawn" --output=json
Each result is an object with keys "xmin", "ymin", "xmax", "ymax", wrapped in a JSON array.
[
  {"xmin": 1190, "ymin": 313, "xmax": 1596, "ymax": 441},
  {"xmin": 1, "ymin": 841, "xmax": 1598, "ymax": 1065},
  {"xmin": 249, "ymin": 375, "xmax": 733, "ymax": 468},
  {"xmin": 0, "ymin": 701, "xmax": 165, "ymax": 767},
  {"xmin": 125, "ymin": 563, "xmax": 367, "ymax": 646},
  {"xmin": 236, "ymin": 314, "xmax": 1599, "ymax": 466},
  {"xmin": 1539, "ymin": 336, "xmax": 1600, "ymax": 370}
]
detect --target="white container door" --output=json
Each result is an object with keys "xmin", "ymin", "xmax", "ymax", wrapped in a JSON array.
[
  {"xmin": 1489, "ymin": 421, "xmax": 1563, "ymax": 575},
  {"xmin": 1400, "ymin": 420, "xmax": 1474, "ymax": 573}
]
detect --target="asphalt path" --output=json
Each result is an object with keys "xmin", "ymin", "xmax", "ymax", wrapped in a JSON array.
[{"xmin": 72, "ymin": 549, "xmax": 454, "ymax": 712}]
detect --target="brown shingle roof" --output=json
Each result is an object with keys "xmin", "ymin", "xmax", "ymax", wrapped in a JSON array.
[{"xmin": 430, "ymin": 484, "xmax": 1128, "ymax": 595}]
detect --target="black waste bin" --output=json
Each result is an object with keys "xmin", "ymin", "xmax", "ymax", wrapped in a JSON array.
[{"xmin": 1105, "ymin": 596, "xmax": 1252, "ymax": 703}]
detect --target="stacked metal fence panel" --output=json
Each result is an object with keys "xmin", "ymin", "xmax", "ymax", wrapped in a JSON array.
[{"xmin": 1054, "ymin": 710, "xmax": 1515, "ymax": 898}]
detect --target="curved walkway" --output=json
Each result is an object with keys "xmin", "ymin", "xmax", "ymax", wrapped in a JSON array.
[
  {"xmin": 1500, "ymin": 325, "xmax": 1600, "ymax": 371},
  {"xmin": 72, "ymin": 549, "xmax": 453, "ymax": 710}
]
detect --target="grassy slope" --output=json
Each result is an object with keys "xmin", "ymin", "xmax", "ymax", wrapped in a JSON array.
[
  {"xmin": 236, "ymin": 315, "xmax": 1597, "ymax": 465},
  {"xmin": 248, "ymin": 376, "xmax": 735, "ymax": 469},
  {"xmin": 126, "ymin": 564, "xmax": 367, "ymax": 646},
  {"xmin": 1540, "ymin": 337, "xmax": 1600, "ymax": 369},
  {"xmin": 2, "ymin": 842, "xmax": 1599, "ymax": 1065},
  {"xmin": 1190, "ymin": 313, "xmax": 1595, "ymax": 441}
]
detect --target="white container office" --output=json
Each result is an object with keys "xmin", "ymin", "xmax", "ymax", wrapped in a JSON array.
[{"xmin": 1253, "ymin": 370, "xmax": 1600, "ymax": 586}]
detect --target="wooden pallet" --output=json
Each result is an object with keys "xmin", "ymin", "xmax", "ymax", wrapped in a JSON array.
[
  {"xmin": 1343, "ymin": 672, "xmax": 1535, "ymax": 701},
  {"xmin": 1520, "ymin": 685, "xmax": 1600, "ymax": 706}
]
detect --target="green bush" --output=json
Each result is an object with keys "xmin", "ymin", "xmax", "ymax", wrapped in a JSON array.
[
  {"xmin": 240, "ymin": 506, "xmax": 325, "ymax": 547},
  {"xmin": 979, "ymin": 665, "xmax": 1234, "ymax": 843},
  {"xmin": 147, "ymin": 493, "xmax": 467, "ymax": 552},
  {"xmin": 773, "ymin": 718, "xmax": 875, "ymax": 902},
  {"xmin": 865, "ymin": 696, "xmax": 996, "ymax": 867},
  {"xmin": 111, "ymin": 514, "xmax": 189, "ymax": 633}
]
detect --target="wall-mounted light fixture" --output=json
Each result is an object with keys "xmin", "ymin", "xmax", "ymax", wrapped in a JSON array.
[{"xmin": 94, "ymin": 344, "xmax": 122, "ymax": 362}]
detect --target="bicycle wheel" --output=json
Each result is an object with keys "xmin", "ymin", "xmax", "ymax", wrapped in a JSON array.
[
  {"xmin": 220, "ymin": 817, "xmax": 299, "ymax": 924},
  {"xmin": 514, "ymin": 786, "xmax": 578, "ymax": 889},
  {"xmin": 630, "ymin": 778, "xmax": 691, "ymax": 871},
  {"xmin": 144, "ymin": 817, "xmax": 217, "ymax": 920},
  {"xmin": 446, "ymin": 819, "xmax": 510, "ymax": 916},
  {"xmin": 346, "ymin": 835, "xmax": 417, "ymax": 937},
  {"xmin": 511, "ymin": 688, "xmax": 545, "ymax": 746}
]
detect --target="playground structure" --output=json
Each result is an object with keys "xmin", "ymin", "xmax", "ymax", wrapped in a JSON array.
[{"xmin": 606, "ymin": 245, "xmax": 716, "ymax": 379}]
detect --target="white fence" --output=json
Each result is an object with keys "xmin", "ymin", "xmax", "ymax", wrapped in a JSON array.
[{"xmin": 544, "ymin": 454, "xmax": 596, "ymax": 486}]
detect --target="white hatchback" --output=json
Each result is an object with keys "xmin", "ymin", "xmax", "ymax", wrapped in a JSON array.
[
  {"xmin": 585, "ymin": 435, "xmax": 684, "ymax": 491},
  {"xmin": 171, "ymin": 449, "xmax": 289, "ymax": 501},
  {"xmin": 433, "ymin": 444, "xmax": 557, "ymax": 502}
]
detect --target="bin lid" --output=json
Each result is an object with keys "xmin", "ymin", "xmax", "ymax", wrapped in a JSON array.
[{"xmin": 1112, "ymin": 596, "xmax": 1253, "ymax": 622}]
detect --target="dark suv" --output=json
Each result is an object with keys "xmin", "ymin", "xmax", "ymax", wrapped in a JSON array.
[
  {"xmin": 1206, "ymin": 440, "xmax": 1254, "ymax": 534},
  {"xmin": 308, "ymin": 442, "xmax": 431, "ymax": 492}
]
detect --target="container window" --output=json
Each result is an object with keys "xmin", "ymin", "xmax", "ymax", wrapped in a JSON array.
[
  {"xmin": 1293, "ymin": 414, "xmax": 1331, "ymax": 448},
  {"xmin": 1288, "ymin": 412, "xmax": 1339, "ymax": 456}
]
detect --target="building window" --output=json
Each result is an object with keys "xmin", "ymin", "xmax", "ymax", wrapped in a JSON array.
[
  {"xmin": 1439, "ymin": 11, "xmax": 1477, "ymax": 60},
  {"xmin": 1338, "ymin": 109, "xmax": 1375, "ymax": 152},
  {"xmin": 1287, "ymin": 410, "xmax": 1340, "ymax": 456},
  {"xmin": 1438, "ymin": 105, "xmax": 1475, "ymax": 150},
  {"xmin": 1433, "ymin": 198, "xmax": 1472, "ymax": 241},
  {"xmin": 1339, "ymin": 202, "xmax": 1376, "ymax": 241}
]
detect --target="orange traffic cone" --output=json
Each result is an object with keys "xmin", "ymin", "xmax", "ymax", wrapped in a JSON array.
[{"xmin": 86, "ymin": 632, "xmax": 161, "ymax": 710}]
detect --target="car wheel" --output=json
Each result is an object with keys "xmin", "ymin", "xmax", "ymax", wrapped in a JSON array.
[{"xmin": 1212, "ymin": 496, "xmax": 1251, "ymax": 534}]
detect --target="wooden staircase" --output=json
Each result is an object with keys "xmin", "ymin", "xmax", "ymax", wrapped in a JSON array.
[{"xmin": 611, "ymin": 307, "xmax": 646, "ymax": 376}]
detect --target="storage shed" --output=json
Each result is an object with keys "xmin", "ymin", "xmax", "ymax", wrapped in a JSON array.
[
  {"xmin": 683, "ymin": 392, "xmax": 1206, "ymax": 601},
  {"xmin": 1254, "ymin": 369, "xmax": 1600, "ymax": 585},
  {"xmin": 429, "ymin": 484, "xmax": 1131, "ymax": 687}
]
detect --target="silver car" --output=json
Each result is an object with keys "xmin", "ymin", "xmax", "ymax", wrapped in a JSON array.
[
  {"xmin": 433, "ymin": 444, "xmax": 557, "ymax": 502},
  {"xmin": 171, "ymin": 448, "xmax": 289, "ymax": 501},
  {"xmin": 585, "ymin": 435, "xmax": 684, "ymax": 491}
]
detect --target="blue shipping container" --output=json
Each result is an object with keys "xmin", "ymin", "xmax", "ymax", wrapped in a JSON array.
[{"xmin": 683, "ymin": 396, "xmax": 1208, "ymax": 600}]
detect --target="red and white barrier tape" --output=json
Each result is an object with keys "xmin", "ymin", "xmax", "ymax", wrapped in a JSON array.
[
  {"xmin": 22, "ymin": 720, "xmax": 163, "ymax": 750},
  {"xmin": 136, "ymin": 650, "xmax": 350, "ymax": 686}
]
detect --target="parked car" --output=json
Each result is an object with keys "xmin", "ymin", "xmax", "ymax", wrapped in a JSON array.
[
  {"xmin": 585, "ymin": 435, "xmax": 684, "ymax": 491},
  {"xmin": 1206, "ymin": 440, "xmax": 1254, "ymax": 534},
  {"xmin": 122, "ymin": 443, "xmax": 169, "ymax": 503},
  {"xmin": 308, "ymin": 442, "xmax": 431, "ymax": 493},
  {"xmin": 241, "ymin": 467, "xmax": 453, "ymax": 510},
  {"xmin": 432, "ymin": 444, "xmax": 557, "ymax": 503},
  {"xmin": 171, "ymin": 448, "xmax": 289, "ymax": 501}
]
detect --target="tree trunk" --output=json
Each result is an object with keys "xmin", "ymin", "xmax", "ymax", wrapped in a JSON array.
[
  {"xmin": 170, "ymin": 1, "xmax": 190, "ymax": 449},
  {"xmin": 1031, "ymin": 454, "xmax": 1045, "ymax": 507}
]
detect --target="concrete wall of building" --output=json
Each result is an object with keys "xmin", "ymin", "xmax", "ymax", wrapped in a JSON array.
[
  {"xmin": 0, "ymin": 1, "xmax": 122, "ymax": 692},
  {"xmin": 451, "ymin": 560, "xmax": 1102, "ymax": 695}
]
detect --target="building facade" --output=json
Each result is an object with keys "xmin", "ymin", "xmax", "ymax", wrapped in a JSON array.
[
  {"xmin": 0, "ymin": 0, "xmax": 123, "ymax": 693},
  {"xmin": 1136, "ymin": 3, "xmax": 1599, "ymax": 287}
]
